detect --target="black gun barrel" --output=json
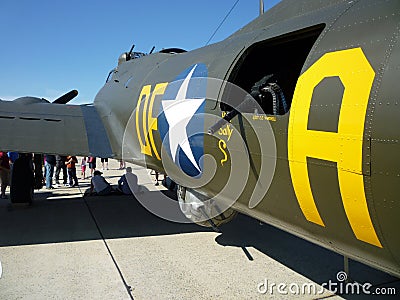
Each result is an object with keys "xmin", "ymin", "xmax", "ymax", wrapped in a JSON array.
[{"xmin": 208, "ymin": 95, "xmax": 254, "ymax": 134}]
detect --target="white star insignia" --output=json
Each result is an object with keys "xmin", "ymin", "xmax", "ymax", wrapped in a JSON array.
[{"xmin": 161, "ymin": 65, "xmax": 204, "ymax": 172}]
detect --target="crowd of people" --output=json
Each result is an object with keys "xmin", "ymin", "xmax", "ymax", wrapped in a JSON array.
[
  {"xmin": 44, "ymin": 155, "xmax": 87, "ymax": 189},
  {"xmin": 0, "ymin": 152, "xmax": 139, "ymax": 201}
]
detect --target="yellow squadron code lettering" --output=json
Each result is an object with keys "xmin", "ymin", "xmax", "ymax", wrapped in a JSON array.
[
  {"xmin": 135, "ymin": 83, "xmax": 168, "ymax": 160},
  {"xmin": 288, "ymin": 48, "xmax": 382, "ymax": 247}
]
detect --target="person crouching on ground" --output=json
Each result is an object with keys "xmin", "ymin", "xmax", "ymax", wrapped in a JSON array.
[
  {"xmin": 89, "ymin": 170, "xmax": 113, "ymax": 195},
  {"xmin": 117, "ymin": 167, "xmax": 138, "ymax": 195}
]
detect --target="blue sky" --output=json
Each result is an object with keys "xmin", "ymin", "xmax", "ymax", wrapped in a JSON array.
[{"xmin": 0, "ymin": 0, "xmax": 280, "ymax": 104}]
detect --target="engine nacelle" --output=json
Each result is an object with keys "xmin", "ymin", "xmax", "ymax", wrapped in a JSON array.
[{"xmin": 177, "ymin": 186, "xmax": 237, "ymax": 228}]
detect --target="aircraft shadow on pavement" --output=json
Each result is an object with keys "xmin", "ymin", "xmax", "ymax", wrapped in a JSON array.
[
  {"xmin": 216, "ymin": 214, "xmax": 400, "ymax": 298},
  {"xmin": 1, "ymin": 186, "xmax": 398, "ymax": 296},
  {"xmin": 0, "ymin": 188, "xmax": 212, "ymax": 248}
]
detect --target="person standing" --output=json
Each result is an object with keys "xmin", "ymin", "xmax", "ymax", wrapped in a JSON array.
[
  {"xmin": 7, "ymin": 151, "xmax": 19, "ymax": 174},
  {"xmin": 44, "ymin": 154, "xmax": 56, "ymax": 189},
  {"xmin": 81, "ymin": 157, "xmax": 87, "ymax": 179},
  {"xmin": 65, "ymin": 155, "xmax": 78, "ymax": 187},
  {"xmin": 7, "ymin": 151, "xmax": 18, "ymax": 187},
  {"xmin": 154, "ymin": 171, "xmax": 165, "ymax": 186},
  {"xmin": 0, "ymin": 151, "xmax": 10, "ymax": 199},
  {"xmin": 88, "ymin": 156, "xmax": 96, "ymax": 177},
  {"xmin": 10, "ymin": 153, "xmax": 34, "ymax": 204},
  {"xmin": 33, "ymin": 154, "xmax": 44, "ymax": 190},
  {"xmin": 119, "ymin": 159, "xmax": 126, "ymax": 170},
  {"xmin": 55, "ymin": 155, "xmax": 68, "ymax": 187},
  {"xmin": 101, "ymin": 157, "xmax": 109, "ymax": 170}
]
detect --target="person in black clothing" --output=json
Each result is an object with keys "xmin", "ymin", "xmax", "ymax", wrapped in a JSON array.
[
  {"xmin": 55, "ymin": 155, "xmax": 68, "ymax": 186},
  {"xmin": 10, "ymin": 153, "xmax": 34, "ymax": 204}
]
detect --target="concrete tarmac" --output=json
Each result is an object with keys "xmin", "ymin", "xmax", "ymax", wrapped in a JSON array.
[{"xmin": 0, "ymin": 159, "xmax": 398, "ymax": 299}]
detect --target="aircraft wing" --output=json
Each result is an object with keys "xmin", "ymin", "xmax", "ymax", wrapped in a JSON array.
[{"xmin": 0, "ymin": 99, "xmax": 113, "ymax": 157}]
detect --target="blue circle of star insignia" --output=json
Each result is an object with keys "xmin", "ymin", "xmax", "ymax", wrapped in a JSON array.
[{"xmin": 158, "ymin": 63, "xmax": 208, "ymax": 177}]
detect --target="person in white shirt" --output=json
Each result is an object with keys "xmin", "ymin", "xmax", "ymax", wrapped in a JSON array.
[{"xmin": 89, "ymin": 170, "xmax": 113, "ymax": 195}]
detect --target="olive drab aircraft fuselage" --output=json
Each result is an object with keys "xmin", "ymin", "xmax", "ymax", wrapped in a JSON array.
[{"xmin": 0, "ymin": 0, "xmax": 399, "ymax": 278}]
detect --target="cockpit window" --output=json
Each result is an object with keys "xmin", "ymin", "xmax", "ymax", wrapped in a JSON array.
[{"xmin": 129, "ymin": 52, "xmax": 147, "ymax": 59}]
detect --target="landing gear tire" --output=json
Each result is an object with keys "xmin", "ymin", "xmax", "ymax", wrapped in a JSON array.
[{"xmin": 177, "ymin": 185, "xmax": 237, "ymax": 228}]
